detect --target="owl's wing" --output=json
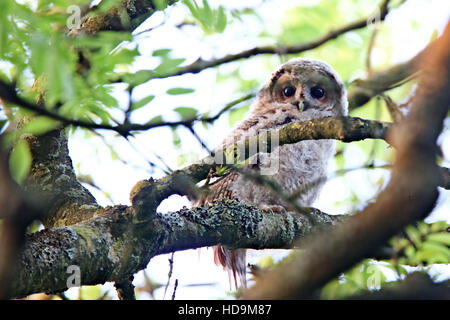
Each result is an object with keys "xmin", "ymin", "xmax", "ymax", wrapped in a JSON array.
[
  {"xmin": 192, "ymin": 170, "xmax": 247, "ymax": 289},
  {"xmin": 191, "ymin": 111, "xmax": 274, "ymax": 289},
  {"xmin": 193, "ymin": 171, "xmax": 239, "ymax": 206}
]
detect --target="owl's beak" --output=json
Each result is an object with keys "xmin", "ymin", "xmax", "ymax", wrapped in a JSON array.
[
  {"xmin": 294, "ymin": 101, "xmax": 303, "ymax": 111},
  {"xmin": 294, "ymin": 86, "xmax": 304, "ymax": 111},
  {"xmin": 295, "ymin": 100, "xmax": 310, "ymax": 112}
]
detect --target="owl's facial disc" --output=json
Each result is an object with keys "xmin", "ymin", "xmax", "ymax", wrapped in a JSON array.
[{"xmin": 271, "ymin": 70, "xmax": 336, "ymax": 114}]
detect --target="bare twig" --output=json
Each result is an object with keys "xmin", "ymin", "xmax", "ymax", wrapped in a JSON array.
[
  {"xmin": 163, "ymin": 252, "xmax": 175, "ymax": 300},
  {"xmin": 347, "ymin": 42, "xmax": 433, "ymax": 110},
  {"xmin": 381, "ymin": 94, "xmax": 404, "ymax": 123},
  {"xmin": 116, "ymin": 0, "xmax": 393, "ymax": 81},
  {"xmin": 171, "ymin": 279, "xmax": 178, "ymax": 300},
  {"xmin": 366, "ymin": 27, "xmax": 379, "ymax": 76},
  {"xmin": 0, "ymin": 79, "xmax": 254, "ymax": 136}
]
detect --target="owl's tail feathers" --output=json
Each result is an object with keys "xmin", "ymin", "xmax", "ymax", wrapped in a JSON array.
[{"xmin": 213, "ymin": 246, "xmax": 247, "ymax": 289}]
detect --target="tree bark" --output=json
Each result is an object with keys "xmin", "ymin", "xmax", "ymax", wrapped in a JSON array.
[{"xmin": 7, "ymin": 201, "xmax": 340, "ymax": 299}]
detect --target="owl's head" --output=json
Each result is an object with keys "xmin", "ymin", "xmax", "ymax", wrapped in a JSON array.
[{"xmin": 253, "ymin": 58, "xmax": 348, "ymax": 120}]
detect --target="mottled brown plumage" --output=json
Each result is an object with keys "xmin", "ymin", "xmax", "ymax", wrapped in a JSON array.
[{"xmin": 194, "ymin": 58, "xmax": 348, "ymax": 289}]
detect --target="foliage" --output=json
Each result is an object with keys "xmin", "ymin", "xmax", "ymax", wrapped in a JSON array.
[
  {"xmin": 319, "ymin": 220, "xmax": 450, "ymax": 299},
  {"xmin": 183, "ymin": 0, "xmax": 227, "ymax": 34}
]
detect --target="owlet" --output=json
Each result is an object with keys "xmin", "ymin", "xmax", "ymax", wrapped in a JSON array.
[{"xmin": 194, "ymin": 58, "xmax": 348, "ymax": 288}]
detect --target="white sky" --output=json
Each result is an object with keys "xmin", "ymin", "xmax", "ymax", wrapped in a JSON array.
[{"xmin": 64, "ymin": 0, "xmax": 450, "ymax": 299}]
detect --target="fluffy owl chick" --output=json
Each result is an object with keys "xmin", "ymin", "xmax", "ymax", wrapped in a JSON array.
[{"xmin": 194, "ymin": 58, "xmax": 348, "ymax": 289}]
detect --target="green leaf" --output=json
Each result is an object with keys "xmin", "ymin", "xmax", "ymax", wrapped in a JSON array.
[
  {"xmin": 29, "ymin": 33, "xmax": 49, "ymax": 76},
  {"xmin": 415, "ymin": 242, "xmax": 450, "ymax": 264},
  {"xmin": 154, "ymin": 58, "xmax": 185, "ymax": 75},
  {"xmin": 417, "ymin": 221, "xmax": 430, "ymax": 235},
  {"xmin": 0, "ymin": 0, "xmax": 11, "ymax": 60},
  {"xmin": 153, "ymin": 0, "xmax": 168, "ymax": 10},
  {"xmin": 201, "ymin": 0, "xmax": 213, "ymax": 29},
  {"xmin": 21, "ymin": 116, "xmax": 61, "ymax": 136},
  {"xmin": 404, "ymin": 245, "xmax": 415, "ymax": 258},
  {"xmin": 183, "ymin": 0, "xmax": 199, "ymax": 20},
  {"xmin": 183, "ymin": 0, "xmax": 228, "ymax": 34},
  {"xmin": 26, "ymin": 220, "xmax": 42, "ymax": 235},
  {"xmin": 131, "ymin": 95, "xmax": 155, "ymax": 111},
  {"xmin": 166, "ymin": 87, "xmax": 195, "ymax": 95},
  {"xmin": 427, "ymin": 233, "xmax": 450, "ymax": 246},
  {"xmin": 405, "ymin": 225, "xmax": 421, "ymax": 244},
  {"xmin": 80, "ymin": 285, "xmax": 102, "ymax": 300},
  {"xmin": 96, "ymin": 87, "xmax": 119, "ymax": 109},
  {"xmin": 171, "ymin": 127, "xmax": 181, "ymax": 148},
  {"xmin": 152, "ymin": 48, "xmax": 172, "ymax": 57},
  {"xmin": 429, "ymin": 29, "xmax": 439, "ymax": 43},
  {"xmin": 216, "ymin": 6, "xmax": 227, "ymax": 33},
  {"xmin": 430, "ymin": 221, "xmax": 449, "ymax": 232},
  {"xmin": 9, "ymin": 139, "xmax": 32, "ymax": 184},
  {"xmin": 123, "ymin": 70, "xmax": 154, "ymax": 87},
  {"xmin": 146, "ymin": 115, "xmax": 163, "ymax": 125},
  {"xmin": 82, "ymin": 103, "xmax": 113, "ymax": 124},
  {"xmin": 111, "ymin": 48, "xmax": 139, "ymax": 65},
  {"xmin": 258, "ymin": 255, "xmax": 275, "ymax": 268},
  {"xmin": 92, "ymin": 0, "xmax": 119, "ymax": 13},
  {"xmin": 174, "ymin": 107, "xmax": 198, "ymax": 120}
]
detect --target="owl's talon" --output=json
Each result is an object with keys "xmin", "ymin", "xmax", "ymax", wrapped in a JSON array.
[{"xmin": 259, "ymin": 204, "xmax": 286, "ymax": 213}]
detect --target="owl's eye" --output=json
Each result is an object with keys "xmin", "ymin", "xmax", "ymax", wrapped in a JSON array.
[
  {"xmin": 282, "ymin": 86, "xmax": 296, "ymax": 97},
  {"xmin": 310, "ymin": 86, "xmax": 325, "ymax": 99}
]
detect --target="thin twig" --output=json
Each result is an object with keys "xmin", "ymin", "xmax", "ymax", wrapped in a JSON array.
[
  {"xmin": 0, "ymin": 79, "xmax": 254, "ymax": 136},
  {"xmin": 381, "ymin": 94, "xmax": 404, "ymax": 123},
  {"xmin": 171, "ymin": 279, "xmax": 178, "ymax": 300},
  {"xmin": 366, "ymin": 27, "xmax": 379, "ymax": 76},
  {"xmin": 117, "ymin": 0, "xmax": 393, "ymax": 81},
  {"xmin": 163, "ymin": 252, "xmax": 175, "ymax": 300}
]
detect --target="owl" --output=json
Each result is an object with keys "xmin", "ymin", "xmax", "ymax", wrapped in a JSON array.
[{"xmin": 194, "ymin": 58, "xmax": 348, "ymax": 288}]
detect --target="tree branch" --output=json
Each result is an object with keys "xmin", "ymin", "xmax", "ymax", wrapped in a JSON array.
[
  {"xmin": 7, "ymin": 200, "xmax": 341, "ymax": 299},
  {"xmin": 348, "ymin": 272, "xmax": 450, "ymax": 300},
  {"xmin": 347, "ymin": 43, "xmax": 430, "ymax": 110},
  {"xmin": 117, "ymin": 0, "xmax": 393, "ymax": 81},
  {"xmin": 21, "ymin": 127, "xmax": 101, "ymax": 228},
  {"xmin": 0, "ymin": 81, "xmax": 254, "ymax": 136},
  {"xmin": 70, "ymin": 0, "xmax": 180, "ymax": 35}
]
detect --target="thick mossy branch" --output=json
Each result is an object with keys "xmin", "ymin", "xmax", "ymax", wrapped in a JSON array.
[
  {"xmin": 212, "ymin": 116, "xmax": 390, "ymax": 164},
  {"xmin": 72, "ymin": 0, "xmax": 179, "ymax": 34},
  {"xmin": 8, "ymin": 200, "xmax": 341, "ymax": 299},
  {"xmin": 187, "ymin": 117, "xmax": 389, "ymax": 176},
  {"xmin": 22, "ymin": 127, "xmax": 100, "ymax": 227},
  {"xmin": 270, "ymin": 116, "xmax": 390, "ymax": 145}
]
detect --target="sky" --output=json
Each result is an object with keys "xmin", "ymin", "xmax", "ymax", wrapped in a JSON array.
[{"xmin": 40, "ymin": 0, "xmax": 450, "ymax": 299}]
